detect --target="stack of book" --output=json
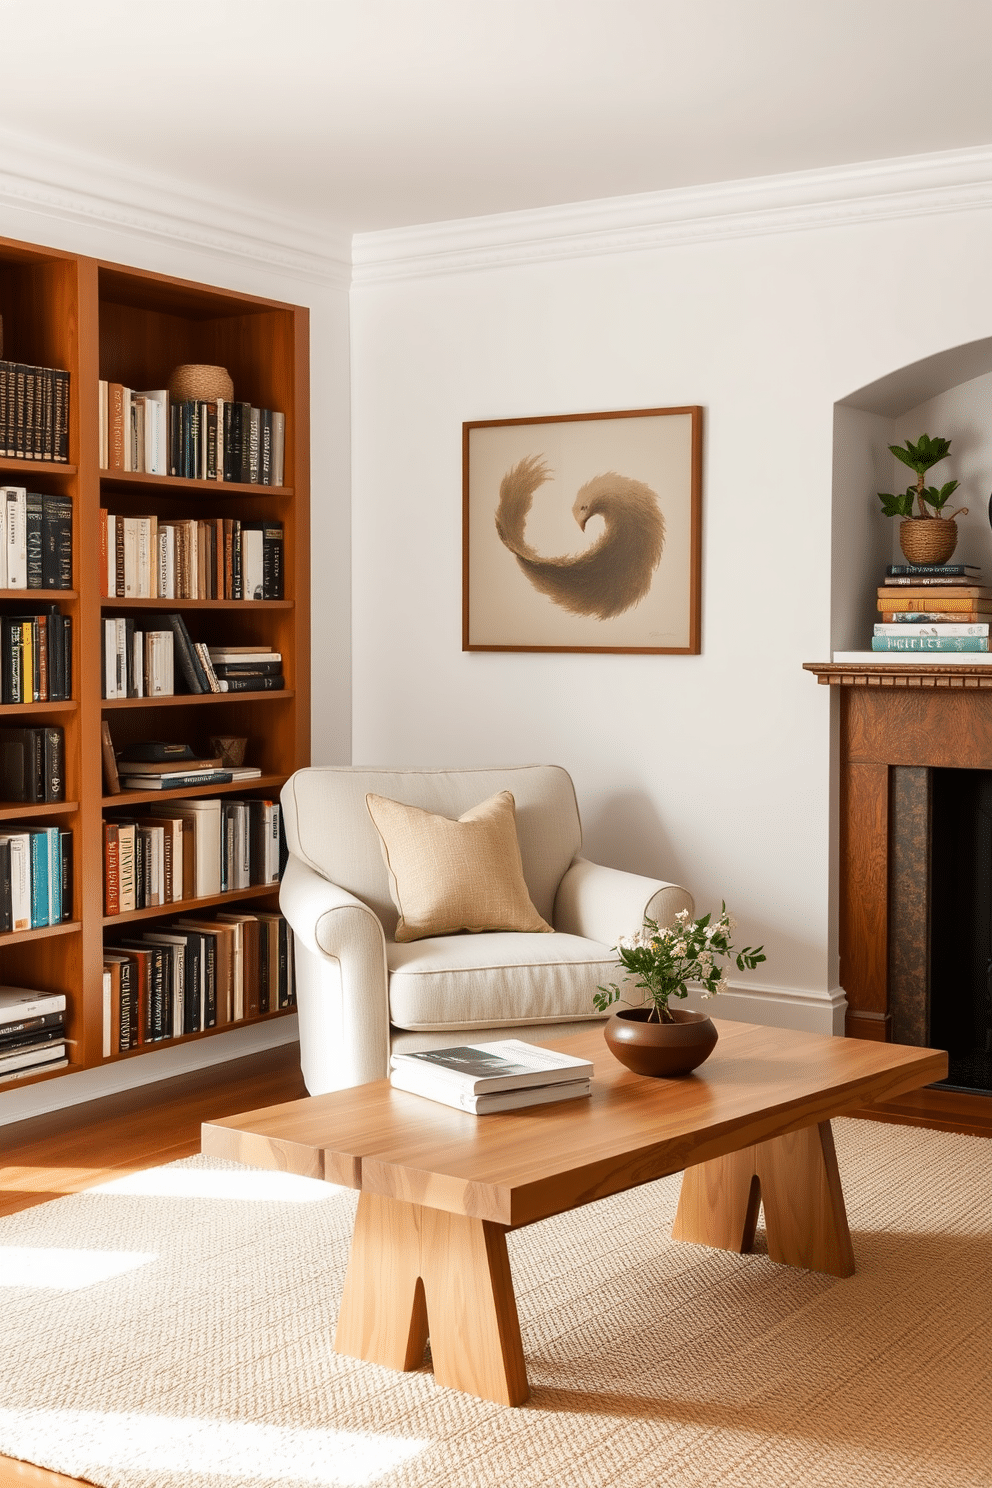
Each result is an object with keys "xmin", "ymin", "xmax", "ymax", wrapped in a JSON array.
[
  {"xmin": 0, "ymin": 986, "xmax": 68, "ymax": 1083},
  {"xmin": 99, "ymin": 512, "xmax": 284, "ymax": 600},
  {"xmin": 104, "ymin": 909, "xmax": 294, "ymax": 1052},
  {"xmin": 389, "ymin": 1039, "xmax": 594, "ymax": 1114},
  {"xmin": 205, "ymin": 645, "xmax": 284, "ymax": 692},
  {"xmin": 98, "ymin": 383, "xmax": 285, "ymax": 486},
  {"xmin": 0, "ymin": 826, "xmax": 72, "ymax": 931},
  {"xmin": 833, "ymin": 563, "xmax": 992, "ymax": 664},
  {"xmin": 1, "ymin": 607, "xmax": 72, "ymax": 702},
  {"xmin": 0, "ymin": 725, "xmax": 65, "ymax": 802},
  {"xmin": 1, "ymin": 487, "xmax": 73, "ymax": 589},
  {"xmin": 103, "ymin": 795, "xmax": 281, "ymax": 914},
  {"xmin": 0, "ymin": 362, "xmax": 70, "ymax": 462}
]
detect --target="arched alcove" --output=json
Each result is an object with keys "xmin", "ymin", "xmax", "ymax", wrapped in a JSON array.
[{"xmin": 831, "ymin": 335, "xmax": 992, "ymax": 652}]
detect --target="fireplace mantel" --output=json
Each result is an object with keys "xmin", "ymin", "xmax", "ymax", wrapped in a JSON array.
[{"xmin": 806, "ymin": 660, "xmax": 992, "ymax": 1136}]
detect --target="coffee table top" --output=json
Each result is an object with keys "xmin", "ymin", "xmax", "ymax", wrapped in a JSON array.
[{"xmin": 202, "ymin": 1021, "xmax": 946, "ymax": 1227}]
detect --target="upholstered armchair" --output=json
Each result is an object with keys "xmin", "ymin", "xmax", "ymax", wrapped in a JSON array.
[{"xmin": 279, "ymin": 764, "xmax": 694, "ymax": 1094}]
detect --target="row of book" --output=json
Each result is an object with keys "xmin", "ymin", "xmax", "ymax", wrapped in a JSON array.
[
  {"xmin": 1, "ymin": 488, "xmax": 73, "ymax": 589},
  {"xmin": 99, "ymin": 512, "xmax": 284, "ymax": 600},
  {"xmin": 98, "ymin": 384, "xmax": 285, "ymax": 485},
  {"xmin": 1, "ymin": 608, "xmax": 72, "ymax": 703},
  {"xmin": 0, "ymin": 825, "xmax": 73, "ymax": 932},
  {"xmin": 104, "ymin": 909, "xmax": 295, "ymax": 1053},
  {"xmin": 0, "ymin": 362, "xmax": 70, "ymax": 463},
  {"xmin": 872, "ymin": 564, "xmax": 992, "ymax": 653},
  {"xmin": 0, "ymin": 986, "xmax": 68, "ymax": 1084},
  {"xmin": 103, "ymin": 795, "xmax": 282, "ymax": 915},
  {"xmin": 389, "ymin": 1039, "xmax": 593, "ymax": 1114},
  {"xmin": 102, "ymin": 612, "xmax": 284, "ymax": 698},
  {"xmin": 0, "ymin": 725, "xmax": 65, "ymax": 803}
]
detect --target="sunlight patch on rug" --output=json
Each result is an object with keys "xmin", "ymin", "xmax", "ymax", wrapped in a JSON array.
[
  {"xmin": 0, "ymin": 1407, "xmax": 429, "ymax": 1485},
  {"xmin": 94, "ymin": 1167, "xmax": 341, "ymax": 1204},
  {"xmin": 0, "ymin": 1246, "xmax": 158, "ymax": 1290}
]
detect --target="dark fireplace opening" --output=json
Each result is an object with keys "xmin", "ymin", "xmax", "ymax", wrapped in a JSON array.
[{"xmin": 930, "ymin": 769, "xmax": 992, "ymax": 1094}]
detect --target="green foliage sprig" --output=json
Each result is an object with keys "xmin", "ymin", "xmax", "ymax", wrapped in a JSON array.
[
  {"xmin": 877, "ymin": 434, "xmax": 967, "ymax": 521},
  {"xmin": 594, "ymin": 904, "xmax": 766, "ymax": 1024}
]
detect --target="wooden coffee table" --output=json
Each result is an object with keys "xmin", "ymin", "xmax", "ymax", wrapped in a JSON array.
[{"xmin": 202, "ymin": 1020, "xmax": 945, "ymax": 1406}]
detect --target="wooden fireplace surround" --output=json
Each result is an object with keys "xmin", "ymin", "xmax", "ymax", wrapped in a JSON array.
[{"xmin": 806, "ymin": 661, "xmax": 992, "ymax": 1136}]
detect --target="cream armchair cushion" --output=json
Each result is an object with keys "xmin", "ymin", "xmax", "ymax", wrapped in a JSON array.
[
  {"xmin": 365, "ymin": 789, "xmax": 552, "ymax": 941},
  {"xmin": 280, "ymin": 765, "xmax": 693, "ymax": 1095}
]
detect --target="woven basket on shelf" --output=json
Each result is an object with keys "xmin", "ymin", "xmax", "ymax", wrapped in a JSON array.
[
  {"xmin": 167, "ymin": 364, "xmax": 234, "ymax": 403},
  {"xmin": 899, "ymin": 517, "xmax": 958, "ymax": 566}
]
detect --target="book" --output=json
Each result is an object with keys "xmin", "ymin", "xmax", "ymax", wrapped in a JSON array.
[
  {"xmin": 877, "ymin": 596, "xmax": 992, "ymax": 614},
  {"xmin": 101, "ymin": 721, "xmax": 121, "ymax": 795},
  {"xmin": 389, "ymin": 1038, "xmax": 594, "ymax": 1094},
  {"xmin": 885, "ymin": 564, "xmax": 981, "ymax": 577},
  {"xmin": 832, "ymin": 651, "xmax": 992, "ymax": 665},
  {"xmin": 119, "ymin": 769, "xmax": 235, "ymax": 791},
  {"xmin": 881, "ymin": 575, "xmax": 986, "ymax": 586},
  {"xmin": 0, "ymin": 986, "xmax": 66, "ymax": 1023},
  {"xmin": 876, "ymin": 585, "xmax": 992, "ymax": 600},
  {"xmin": 871, "ymin": 635, "xmax": 990, "ymax": 652},
  {"xmin": 389, "ymin": 1065, "xmax": 592, "ymax": 1113},
  {"xmin": 874, "ymin": 622, "xmax": 989, "ymax": 637},
  {"xmin": 0, "ymin": 1042, "xmax": 67, "ymax": 1076}
]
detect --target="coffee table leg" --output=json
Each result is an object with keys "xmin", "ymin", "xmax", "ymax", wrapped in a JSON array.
[
  {"xmin": 335, "ymin": 1191, "xmax": 529, "ymax": 1406},
  {"xmin": 672, "ymin": 1120, "xmax": 855, "ymax": 1277}
]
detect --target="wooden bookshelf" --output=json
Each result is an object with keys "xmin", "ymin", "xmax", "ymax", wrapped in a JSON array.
[{"xmin": 0, "ymin": 234, "xmax": 310, "ymax": 1085}]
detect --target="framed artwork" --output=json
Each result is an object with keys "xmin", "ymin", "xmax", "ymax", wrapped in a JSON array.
[{"xmin": 463, "ymin": 406, "xmax": 702, "ymax": 654}]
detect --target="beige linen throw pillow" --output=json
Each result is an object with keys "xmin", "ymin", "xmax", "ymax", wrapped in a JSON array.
[{"xmin": 365, "ymin": 789, "xmax": 554, "ymax": 943}]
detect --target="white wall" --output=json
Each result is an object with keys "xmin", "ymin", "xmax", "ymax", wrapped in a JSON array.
[{"xmin": 350, "ymin": 196, "xmax": 992, "ymax": 1033}]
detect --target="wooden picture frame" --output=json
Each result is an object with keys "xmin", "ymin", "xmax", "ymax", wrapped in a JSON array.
[{"xmin": 463, "ymin": 406, "xmax": 702, "ymax": 654}]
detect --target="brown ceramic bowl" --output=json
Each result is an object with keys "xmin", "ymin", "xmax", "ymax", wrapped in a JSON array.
[{"xmin": 604, "ymin": 1006, "xmax": 718, "ymax": 1077}]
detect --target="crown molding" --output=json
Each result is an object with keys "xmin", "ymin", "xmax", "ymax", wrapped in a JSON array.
[
  {"xmin": 352, "ymin": 143, "xmax": 992, "ymax": 285},
  {"xmin": 0, "ymin": 128, "xmax": 351, "ymax": 291}
]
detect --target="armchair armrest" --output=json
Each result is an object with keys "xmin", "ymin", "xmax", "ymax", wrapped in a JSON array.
[
  {"xmin": 279, "ymin": 854, "xmax": 391, "ymax": 1093},
  {"xmin": 553, "ymin": 855, "xmax": 694, "ymax": 948}
]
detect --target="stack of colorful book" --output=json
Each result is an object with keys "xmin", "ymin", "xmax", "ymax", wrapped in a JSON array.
[
  {"xmin": 389, "ymin": 1039, "xmax": 593, "ymax": 1114},
  {"xmin": 871, "ymin": 563, "xmax": 991, "ymax": 654},
  {"xmin": 0, "ymin": 986, "xmax": 67, "ymax": 1084}
]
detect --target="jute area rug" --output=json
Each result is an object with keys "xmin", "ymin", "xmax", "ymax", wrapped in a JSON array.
[{"xmin": 0, "ymin": 1118, "xmax": 989, "ymax": 1488}]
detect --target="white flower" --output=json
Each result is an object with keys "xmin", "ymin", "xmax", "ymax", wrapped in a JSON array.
[
  {"xmin": 675, "ymin": 907, "xmax": 690, "ymax": 922},
  {"xmin": 673, "ymin": 940, "xmax": 687, "ymax": 956}
]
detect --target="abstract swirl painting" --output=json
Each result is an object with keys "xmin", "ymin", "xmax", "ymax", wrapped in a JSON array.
[{"xmin": 463, "ymin": 406, "xmax": 702, "ymax": 653}]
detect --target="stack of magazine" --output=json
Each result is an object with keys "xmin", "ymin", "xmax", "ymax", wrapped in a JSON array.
[{"xmin": 388, "ymin": 1039, "xmax": 593, "ymax": 1114}]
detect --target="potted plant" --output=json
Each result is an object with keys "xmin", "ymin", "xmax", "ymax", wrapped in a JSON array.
[
  {"xmin": 594, "ymin": 905, "xmax": 765, "ymax": 1077},
  {"xmin": 877, "ymin": 433, "xmax": 968, "ymax": 565}
]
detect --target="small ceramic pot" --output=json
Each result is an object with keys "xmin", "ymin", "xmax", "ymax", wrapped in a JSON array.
[{"xmin": 604, "ymin": 1006, "xmax": 718, "ymax": 1078}]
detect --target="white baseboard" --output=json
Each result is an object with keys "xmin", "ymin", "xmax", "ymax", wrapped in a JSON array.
[
  {"xmin": 0, "ymin": 1016, "xmax": 300, "ymax": 1129},
  {"xmin": 679, "ymin": 981, "xmax": 848, "ymax": 1037}
]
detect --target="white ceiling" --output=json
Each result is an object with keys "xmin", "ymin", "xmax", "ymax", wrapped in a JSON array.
[{"xmin": 3, "ymin": 0, "xmax": 992, "ymax": 237}]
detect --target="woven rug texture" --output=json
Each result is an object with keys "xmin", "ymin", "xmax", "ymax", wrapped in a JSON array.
[{"xmin": 0, "ymin": 1117, "xmax": 990, "ymax": 1488}]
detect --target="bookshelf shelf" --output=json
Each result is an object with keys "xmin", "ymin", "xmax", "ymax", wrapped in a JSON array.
[
  {"xmin": 100, "ymin": 472, "xmax": 293, "ymax": 498},
  {"xmin": 0, "ymin": 233, "xmax": 310, "ymax": 1082},
  {"xmin": 100, "ymin": 598, "xmax": 293, "ymax": 611},
  {"xmin": 0, "ymin": 701, "xmax": 77, "ymax": 718},
  {"xmin": 0, "ymin": 457, "xmax": 77, "ymax": 478},
  {"xmin": 0, "ymin": 800, "xmax": 78, "ymax": 821},
  {"xmin": 104, "ymin": 881, "xmax": 279, "ymax": 927},
  {"xmin": 0, "ymin": 589, "xmax": 78, "ymax": 601},
  {"xmin": 102, "ymin": 690, "xmax": 294, "ymax": 709},
  {"xmin": 0, "ymin": 920, "xmax": 80, "ymax": 948},
  {"xmin": 103, "ymin": 773, "xmax": 286, "ymax": 808},
  {"xmin": 102, "ymin": 1002, "xmax": 294, "ymax": 1061}
]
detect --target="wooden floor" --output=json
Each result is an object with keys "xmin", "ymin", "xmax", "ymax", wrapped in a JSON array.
[{"xmin": 0, "ymin": 1043, "xmax": 307, "ymax": 1488}]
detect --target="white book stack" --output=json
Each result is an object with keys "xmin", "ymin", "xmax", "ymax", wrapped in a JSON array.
[{"xmin": 389, "ymin": 1038, "xmax": 594, "ymax": 1114}]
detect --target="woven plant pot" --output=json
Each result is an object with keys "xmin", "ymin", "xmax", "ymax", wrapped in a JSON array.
[
  {"xmin": 168, "ymin": 364, "xmax": 234, "ymax": 403},
  {"xmin": 899, "ymin": 517, "xmax": 958, "ymax": 566}
]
